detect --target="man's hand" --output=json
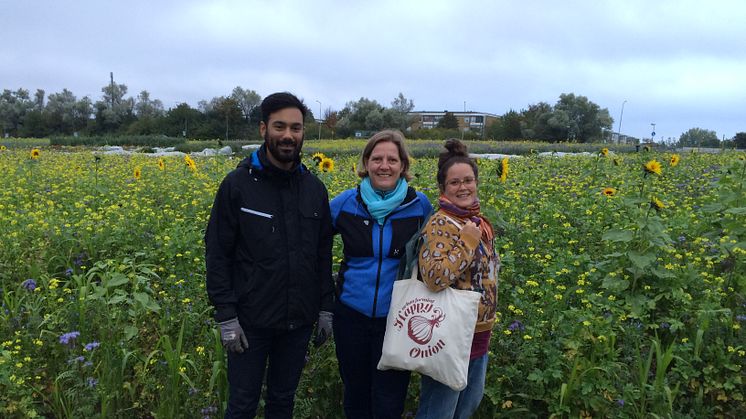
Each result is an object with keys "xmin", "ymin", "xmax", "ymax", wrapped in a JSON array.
[
  {"xmin": 218, "ymin": 318, "xmax": 249, "ymax": 353},
  {"xmin": 313, "ymin": 311, "xmax": 333, "ymax": 347}
]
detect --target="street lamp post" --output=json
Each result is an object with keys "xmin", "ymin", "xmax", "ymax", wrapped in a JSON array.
[
  {"xmin": 315, "ymin": 100, "xmax": 322, "ymax": 141},
  {"xmin": 617, "ymin": 100, "xmax": 627, "ymax": 144}
]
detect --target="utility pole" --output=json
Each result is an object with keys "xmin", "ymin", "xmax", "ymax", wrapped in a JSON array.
[
  {"xmin": 109, "ymin": 72, "xmax": 115, "ymax": 109},
  {"xmin": 315, "ymin": 100, "xmax": 322, "ymax": 141},
  {"xmin": 617, "ymin": 100, "xmax": 626, "ymax": 144}
]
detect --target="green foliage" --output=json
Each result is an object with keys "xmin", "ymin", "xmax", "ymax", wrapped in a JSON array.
[
  {"xmin": 734, "ymin": 132, "xmax": 746, "ymax": 149},
  {"xmin": 679, "ymin": 127, "xmax": 720, "ymax": 147},
  {"xmin": 0, "ymin": 148, "xmax": 744, "ymax": 417},
  {"xmin": 436, "ymin": 111, "xmax": 460, "ymax": 129}
]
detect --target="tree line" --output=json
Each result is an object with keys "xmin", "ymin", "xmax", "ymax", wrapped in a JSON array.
[{"xmin": 2, "ymin": 79, "xmax": 743, "ymax": 147}]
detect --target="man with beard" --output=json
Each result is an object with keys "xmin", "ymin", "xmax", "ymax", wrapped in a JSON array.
[{"xmin": 205, "ymin": 92, "xmax": 334, "ymax": 418}]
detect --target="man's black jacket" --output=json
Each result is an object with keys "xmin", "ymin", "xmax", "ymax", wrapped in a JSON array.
[{"xmin": 205, "ymin": 146, "xmax": 334, "ymax": 330}]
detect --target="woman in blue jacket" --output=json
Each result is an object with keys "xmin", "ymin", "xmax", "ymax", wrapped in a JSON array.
[{"xmin": 330, "ymin": 130, "xmax": 433, "ymax": 419}]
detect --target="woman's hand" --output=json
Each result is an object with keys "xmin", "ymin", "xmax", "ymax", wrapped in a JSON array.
[{"xmin": 461, "ymin": 220, "xmax": 481, "ymax": 243}]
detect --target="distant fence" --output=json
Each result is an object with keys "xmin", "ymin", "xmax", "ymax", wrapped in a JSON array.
[{"xmin": 679, "ymin": 147, "xmax": 729, "ymax": 154}]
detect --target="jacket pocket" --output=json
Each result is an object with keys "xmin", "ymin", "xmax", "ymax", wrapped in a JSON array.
[{"xmin": 239, "ymin": 206, "xmax": 278, "ymax": 258}]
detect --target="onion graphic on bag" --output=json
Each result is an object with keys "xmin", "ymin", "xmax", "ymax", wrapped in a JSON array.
[{"xmin": 407, "ymin": 308, "xmax": 446, "ymax": 345}]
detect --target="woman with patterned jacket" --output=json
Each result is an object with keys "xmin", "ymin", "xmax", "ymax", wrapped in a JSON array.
[
  {"xmin": 415, "ymin": 139, "xmax": 500, "ymax": 419},
  {"xmin": 330, "ymin": 130, "xmax": 433, "ymax": 419}
]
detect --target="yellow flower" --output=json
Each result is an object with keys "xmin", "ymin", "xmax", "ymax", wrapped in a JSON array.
[
  {"xmin": 311, "ymin": 152, "xmax": 326, "ymax": 164},
  {"xmin": 157, "ymin": 158, "xmax": 165, "ymax": 171},
  {"xmin": 651, "ymin": 197, "xmax": 666, "ymax": 211},
  {"xmin": 134, "ymin": 167, "xmax": 142, "ymax": 180},
  {"xmin": 319, "ymin": 157, "xmax": 335, "ymax": 172},
  {"xmin": 498, "ymin": 157, "xmax": 509, "ymax": 182},
  {"xmin": 601, "ymin": 187, "xmax": 617, "ymax": 197},
  {"xmin": 670, "ymin": 154, "xmax": 680, "ymax": 167},
  {"xmin": 643, "ymin": 159, "xmax": 662, "ymax": 176},
  {"xmin": 0, "ymin": 145, "xmax": 6, "ymax": 151},
  {"xmin": 600, "ymin": 148, "xmax": 609, "ymax": 157},
  {"xmin": 30, "ymin": 148, "xmax": 41, "ymax": 159},
  {"xmin": 184, "ymin": 155, "xmax": 196, "ymax": 171},
  {"xmin": 502, "ymin": 400, "xmax": 513, "ymax": 409}
]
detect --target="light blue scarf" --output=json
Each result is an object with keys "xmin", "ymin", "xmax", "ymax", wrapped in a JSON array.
[{"xmin": 360, "ymin": 177, "xmax": 408, "ymax": 225}]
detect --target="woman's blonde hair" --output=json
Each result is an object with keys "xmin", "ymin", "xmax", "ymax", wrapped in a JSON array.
[{"xmin": 356, "ymin": 129, "xmax": 413, "ymax": 181}]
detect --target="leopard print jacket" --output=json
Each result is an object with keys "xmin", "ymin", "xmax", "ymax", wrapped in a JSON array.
[{"xmin": 418, "ymin": 210, "xmax": 499, "ymax": 333}]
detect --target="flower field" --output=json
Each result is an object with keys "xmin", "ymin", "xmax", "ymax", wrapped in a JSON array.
[{"xmin": 1, "ymin": 145, "xmax": 744, "ymax": 418}]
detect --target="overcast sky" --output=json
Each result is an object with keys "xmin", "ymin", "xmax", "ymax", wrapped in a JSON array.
[{"xmin": 3, "ymin": 0, "xmax": 746, "ymax": 140}]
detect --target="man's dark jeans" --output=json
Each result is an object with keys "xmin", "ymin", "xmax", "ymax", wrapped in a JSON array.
[
  {"xmin": 333, "ymin": 301, "xmax": 411, "ymax": 419},
  {"xmin": 225, "ymin": 325, "xmax": 313, "ymax": 419}
]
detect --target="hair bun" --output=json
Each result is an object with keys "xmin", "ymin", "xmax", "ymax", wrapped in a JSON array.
[
  {"xmin": 443, "ymin": 138, "xmax": 468, "ymax": 157},
  {"xmin": 438, "ymin": 138, "xmax": 469, "ymax": 169}
]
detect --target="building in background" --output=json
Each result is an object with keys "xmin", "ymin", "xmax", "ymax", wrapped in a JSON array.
[{"xmin": 408, "ymin": 111, "xmax": 499, "ymax": 136}]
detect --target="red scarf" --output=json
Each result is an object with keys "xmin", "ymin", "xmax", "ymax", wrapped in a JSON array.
[{"xmin": 438, "ymin": 195, "xmax": 495, "ymax": 254}]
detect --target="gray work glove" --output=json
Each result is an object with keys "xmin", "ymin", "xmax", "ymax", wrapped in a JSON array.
[
  {"xmin": 313, "ymin": 311, "xmax": 333, "ymax": 347},
  {"xmin": 218, "ymin": 318, "xmax": 249, "ymax": 353}
]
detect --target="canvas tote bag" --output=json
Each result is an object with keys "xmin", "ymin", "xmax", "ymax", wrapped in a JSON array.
[{"xmin": 377, "ymin": 214, "xmax": 481, "ymax": 391}]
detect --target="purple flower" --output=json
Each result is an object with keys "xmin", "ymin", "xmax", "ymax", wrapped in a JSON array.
[
  {"xmin": 508, "ymin": 320, "xmax": 525, "ymax": 332},
  {"xmin": 617, "ymin": 399, "xmax": 625, "ymax": 406},
  {"xmin": 87, "ymin": 377, "xmax": 98, "ymax": 387},
  {"xmin": 736, "ymin": 315, "xmax": 746, "ymax": 322},
  {"xmin": 84, "ymin": 341, "xmax": 100, "ymax": 351},
  {"xmin": 59, "ymin": 331, "xmax": 81, "ymax": 345},
  {"xmin": 65, "ymin": 268, "xmax": 74, "ymax": 277},
  {"xmin": 68, "ymin": 356, "xmax": 85, "ymax": 364},
  {"xmin": 21, "ymin": 279, "xmax": 37, "ymax": 291},
  {"xmin": 660, "ymin": 322, "xmax": 670, "ymax": 329}
]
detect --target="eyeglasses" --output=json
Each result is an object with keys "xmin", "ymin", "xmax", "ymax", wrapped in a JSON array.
[{"xmin": 445, "ymin": 177, "xmax": 476, "ymax": 188}]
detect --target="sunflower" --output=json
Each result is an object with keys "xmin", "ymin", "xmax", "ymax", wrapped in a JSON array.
[
  {"xmin": 0, "ymin": 145, "xmax": 6, "ymax": 151},
  {"xmin": 650, "ymin": 197, "xmax": 666, "ymax": 211},
  {"xmin": 601, "ymin": 187, "xmax": 617, "ymax": 197},
  {"xmin": 134, "ymin": 167, "xmax": 142, "ymax": 180},
  {"xmin": 600, "ymin": 148, "xmax": 609, "ymax": 157},
  {"xmin": 312, "ymin": 152, "xmax": 326, "ymax": 164},
  {"xmin": 30, "ymin": 148, "xmax": 40, "ymax": 159},
  {"xmin": 158, "ymin": 158, "xmax": 165, "ymax": 171},
  {"xmin": 670, "ymin": 154, "xmax": 680, "ymax": 167},
  {"xmin": 319, "ymin": 157, "xmax": 335, "ymax": 172},
  {"xmin": 497, "ymin": 157, "xmax": 509, "ymax": 182},
  {"xmin": 643, "ymin": 159, "xmax": 662, "ymax": 176},
  {"xmin": 184, "ymin": 155, "xmax": 197, "ymax": 171}
]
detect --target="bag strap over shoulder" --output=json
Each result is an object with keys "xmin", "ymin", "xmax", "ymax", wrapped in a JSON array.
[{"xmin": 396, "ymin": 209, "xmax": 433, "ymax": 281}]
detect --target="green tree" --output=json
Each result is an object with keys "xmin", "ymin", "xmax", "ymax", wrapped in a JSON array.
[
  {"xmin": 0, "ymin": 88, "xmax": 35, "ymax": 136},
  {"xmin": 134, "ymin": 90, "xmax": 164, "ymax": 119},
  {"xmin": 520, "ymin": 102, "xmax": 553, "ymax": 140},
  {"xmin": 734, "ymin": 132, "xmax": 746, "ymax": 149},
  {"xmin": 679, "ymin": 127, "xmax": 719, "ymax": 147},
  {"xmin": 486, "ymin": 110, "xmax": 522, "ymax": 140},
  {"xmin": 384, "ymin": 92, "xmax": 415, "ymax": 131},
  {"xmin": 437, "ymin": 112, "xmax": 459, "ymax": 129},
  {"xmin": 337, "ymin": 97, "xmax": 385, "ymax": 137},
  {"xmin": 323, "ymin": 108, "xmax": 339, "ymax": 140},
  {"xmin": 230, "ymin": 87, "xmax": 261, "ymax": 124},
  {"xmin": 45, "ymin": 89, "xmax": 78, "ymax": 134},
  {"xmin": 93, "ymin": 81, "xmax": 135, "ymax": 133},
  {"xmin": 553, "ymin": 93, "xmax": 612, "ymax": 142}
]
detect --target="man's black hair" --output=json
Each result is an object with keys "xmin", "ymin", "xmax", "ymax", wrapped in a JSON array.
[{"xmin": 260, "ymin": 92, "xmax": 308, "ymax": 124}]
